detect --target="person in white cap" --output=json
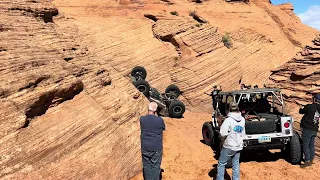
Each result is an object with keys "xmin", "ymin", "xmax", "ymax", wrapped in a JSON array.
[
  {"xmin": 140, "ymin": 102, "xmax": 166, "ymax": 180},
  {"xmin": 216, "ymin": 102, "xmax": 245, "ymax": 180}
]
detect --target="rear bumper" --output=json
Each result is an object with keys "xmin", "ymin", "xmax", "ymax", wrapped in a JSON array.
[{"xmin": 243, "ymin": 137, "xmax": 289, "ymax": 150}]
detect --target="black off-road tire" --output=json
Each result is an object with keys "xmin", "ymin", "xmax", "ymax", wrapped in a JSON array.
[
  {"xmin": 168, "ymin": 100, "xmax": 185, "ymax": 118},
  {"xmin": 134, "ymin": 79, "xmax": 150, "ymax": 96},
  {"xmin": 202, "ymin": 122, "xmax": 214, "ymax": 146},
  {"xmin": 131, "ymin": 66, "xmax": 147, "ymax": 80},
  {"xmin": 245, "ymin": 119, "xmax": 277, "ymax": 134},
  {"xmin": 165, "ymin": 84, "xmax": 181, "ymax": 99},
  {"xmin": 285, "ymin": 130, "xmax": 302, "ymax": 165},
  {"xmin": 211, "ymin": 130, "xmax": 220, "ymax": 152}
]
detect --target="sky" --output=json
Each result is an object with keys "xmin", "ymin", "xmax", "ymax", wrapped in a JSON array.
[{"xmin": 271, "ymin": 0, "xmax": 320, "ymax": 30}]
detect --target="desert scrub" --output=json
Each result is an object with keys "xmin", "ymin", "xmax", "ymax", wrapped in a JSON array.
[
  {"xmin": 170, "ymin": 11, "xmax": 179, "ymax": 16},
  {"xmin": 222, "ymin": 33, "xmax": 232, "ymax": 48}
]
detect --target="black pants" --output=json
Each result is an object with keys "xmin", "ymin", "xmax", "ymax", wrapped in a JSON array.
[
  {"xmin": 142, "ymin": 150, "xmax": 162, "ymax": 180},
  {"xmin": 302, "ymin": 129, "xmax": 317, "ymax": 162},
  {"xmin": 212, "ymin": 99, "xmax": 217, "ymax": 110}
]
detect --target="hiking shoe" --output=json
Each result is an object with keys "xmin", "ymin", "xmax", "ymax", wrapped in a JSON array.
[{"xmin": 300, "ymin": 161, "xmax": 312, "ymax": 168}]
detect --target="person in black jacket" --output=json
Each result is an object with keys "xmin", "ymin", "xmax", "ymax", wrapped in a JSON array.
[
  {"xmin": 205, "ymin": 85, "xmax": 222, "ymax": 111},
  {"xmin": 299, "ymin": 94, "xmax": 320, "ymax": 168}
]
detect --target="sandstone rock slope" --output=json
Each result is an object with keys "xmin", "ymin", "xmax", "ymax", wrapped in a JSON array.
[
  {"xmin": 268, "ymin": 34, "xmax": 320, "ymax": 105},
  {"xmin": 0, "ymin": 0, "xmax": 319, "ymax": 179},
  {"xmin": 0, "ymin": 0, "xmax": 148, "ymax": 179}
]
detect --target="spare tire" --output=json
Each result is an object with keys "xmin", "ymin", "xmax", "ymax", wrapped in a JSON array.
[
  {"xmin": 258, "ymin": 113, "xmax": 279, "ymax": 121},
  {"xmin": 165, "ymin": 84, "xmax": 181, "ymax": 99},
  {"xmin": 168, "ymin": 100, "xmax": 185, "ymax": 118},
  {"xmin": 134, "ymin": 79, "xmax": 150, "ymax": 96},
  {"xmin": 245, "ymin": 119, "xmax": 277, "ymax": 134},
  {"xmin": 131, "ymin": 66, "xmax": 147, "ymax": 80},
  {"xmin": 202, "ymin": 122, "xmax": 214, "ymax": 146}
]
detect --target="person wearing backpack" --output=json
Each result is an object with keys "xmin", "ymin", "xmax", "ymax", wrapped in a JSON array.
[
  {"xmin": 216, "ymin": 102, "xmax": 246, "ymax": 180},
  {"xmin": 300, "ymin": 94, "xmax": 320, "ymax": 168}
]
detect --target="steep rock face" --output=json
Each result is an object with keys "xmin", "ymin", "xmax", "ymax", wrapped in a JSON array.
[
  {"xmin": 0, "ymin": 0, "xmax": 148, "ymax": 179},
  {"xmin": 141, "ymin": 0, "xmax": 318, "ymax": 109},
  {"xmin": 268, "ymin": 35, "xmax": 320, "ymax": 105},
  {"xmin": 53, "ymin": 0, "xmax": 318, "ymax": 111},
  {"xmin": 0, "ymin": 0, "xmax": 319, "ymax": 179}
]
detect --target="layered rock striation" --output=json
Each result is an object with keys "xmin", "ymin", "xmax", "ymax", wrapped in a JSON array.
[
  {"xmin": 0, "ymin": 0, "xmax": 147, "ymax": 179},
  {"xmin": 268, "ymin": 35, "xmax": 320, "ymax": 105},
  {"xmin": 0, "ymin": 0, "xmax": 319, "ymax": 179}
]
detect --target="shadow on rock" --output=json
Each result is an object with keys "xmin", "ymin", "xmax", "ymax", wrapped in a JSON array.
[
  {"xmin": 208, "ymin": 164, "xmax": 231, "ymax": 180},
  {"xmin": 200, "ymin": 139, "xmax": 206, "ymax": 144}
]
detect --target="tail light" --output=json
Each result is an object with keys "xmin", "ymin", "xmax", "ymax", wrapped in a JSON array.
[{"xmin": 284, "ymin": 122, "xmax": 290, "ymax": 128}]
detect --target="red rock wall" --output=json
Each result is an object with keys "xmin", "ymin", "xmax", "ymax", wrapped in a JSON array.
[{"xmin": 0, "ymin": 0, "xmax": 147, "ymax": 179}]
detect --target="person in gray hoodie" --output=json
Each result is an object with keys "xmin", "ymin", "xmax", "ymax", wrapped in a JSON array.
[
  {"xmin": 300, "ymin": 94, "xmax": 320, "ymax": 168},
  {"xmin": 216, "ymin": 102, "xmax": 245, "ymax": 180}
]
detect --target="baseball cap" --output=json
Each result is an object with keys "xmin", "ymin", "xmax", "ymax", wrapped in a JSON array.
[
  {"xmin": 148, "ymin": 102, "xmax": 158, "ymax": 112},
  {"xmin": 230, "ymin": 102, "xmax": 239, "ymax": 112}
]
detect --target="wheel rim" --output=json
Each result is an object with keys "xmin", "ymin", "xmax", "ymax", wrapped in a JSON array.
[
  {"xmin": 169, "ymin": 91, "xmax": 178, "ymax": 98},
  {"xmin": 173, "ymin": 106, "xmax": 182, "ymax": 114},
  {"xmin": 133, "ymin": 71, "xmax": 144, "ymax": 79},
  {"xmin": 137, "ymin": 85, "xmax": 146, "ymax": 93},
  {"xmin": 135, "ymin": 71, "xmax": 142, "ymax": 76}
]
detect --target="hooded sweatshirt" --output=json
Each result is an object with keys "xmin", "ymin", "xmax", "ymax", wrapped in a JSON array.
[
  {"xmin": 299, "ymin": 103, "xmax": 320, "ymax": 132},
  {"xmin": 220, "ymin": 112, "xmax": 246, "ymax": 151}
]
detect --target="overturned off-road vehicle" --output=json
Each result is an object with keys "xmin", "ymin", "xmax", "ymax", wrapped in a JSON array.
[
  {"xmin": 130, "ymin": 66, "xmax": 185, "ymax": 118},
  {"xmin": 202, "ymin": 88, "xmax": 302, "ymax": 165}
]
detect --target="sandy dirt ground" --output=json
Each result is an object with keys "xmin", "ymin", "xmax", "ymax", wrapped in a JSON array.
[{"xmin": 131, "ymin": 112, "xmax": 320, "ymax": 180}]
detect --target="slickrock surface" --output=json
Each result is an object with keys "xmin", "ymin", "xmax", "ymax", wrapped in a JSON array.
[
  {"xmin": 0, "ymin": 0, "xmax": 148, "ymax": 179},
  {"xmin": 53, "ymin": 0, "xmax": 319, "ymax": 111},
  {"xmin": 0, "ymin": 0, "xmax": 319, "ymax": 179}
]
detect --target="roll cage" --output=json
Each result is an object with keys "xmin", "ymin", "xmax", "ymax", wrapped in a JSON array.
[{"xmin": 215, "ymin": 88, "xmax": 285, "ymax": 117}]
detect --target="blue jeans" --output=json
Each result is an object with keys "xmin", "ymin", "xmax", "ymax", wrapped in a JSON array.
[
  {"xmin": 302, "ymin": 129, "xmax": 317, "ymax": 162},
  {"xmin": 142, "ymin": 150, "xmax": 162, "ymax": 180},
  {"xmin": 216, "ymin": 147, "xmax": 241, "ymax": 180}
]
